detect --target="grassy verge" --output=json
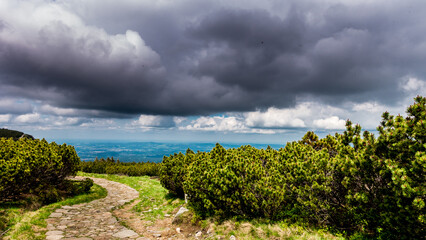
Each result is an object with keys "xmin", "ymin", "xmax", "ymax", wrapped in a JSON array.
[
  {"xmin": 78, "ymin": 172, "xmax": 184, "ymax": 222},
  {"xmin": 78, "ymin": 172, "xmax": 343, "ymax": 240},
  {"xmin": 208, "ymin": 219, "xmax": 344, "ymax": 240},
  {"xmin": 0, "ymin": 183, "xmax": 107, "ymax": 240}
]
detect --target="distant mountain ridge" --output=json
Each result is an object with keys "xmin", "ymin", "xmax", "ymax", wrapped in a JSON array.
[{"xmin": 0, "ymin": 128, "xmax": 34, "ymax": 140}]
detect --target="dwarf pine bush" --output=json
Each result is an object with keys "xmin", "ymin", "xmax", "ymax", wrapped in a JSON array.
[
  {"xmin": 159, "ymin": 149, "xmax": 196, "ymax": 197},
  {"xmin": 0, "ymin": 138, "xmax": 80, "ymax": 202},
  {"xmin": 80, "ymin": 157, "xmax": 159, "ymax": 176}
]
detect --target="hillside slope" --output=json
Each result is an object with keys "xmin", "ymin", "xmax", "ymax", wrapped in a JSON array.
[{"xmin": 0, "ymin": 128, "xmax": 34, "ymax": 140}]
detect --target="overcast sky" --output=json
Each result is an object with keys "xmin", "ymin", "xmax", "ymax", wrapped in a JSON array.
[{"xmin": 1, "ymin": 0, "xmax": 425, "ymax": 144}]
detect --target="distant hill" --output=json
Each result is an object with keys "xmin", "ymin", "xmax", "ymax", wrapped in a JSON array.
[{"xmin": 0, "ymin": 128, "xmax": 35, "ymax": 140}]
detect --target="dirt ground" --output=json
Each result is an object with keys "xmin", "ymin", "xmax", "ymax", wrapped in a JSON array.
[{"xmin": 113, "ymin": 200, "xmax": 213, "ymax": 240}]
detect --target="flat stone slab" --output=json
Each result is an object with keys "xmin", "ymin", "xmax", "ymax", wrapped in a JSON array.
[
  {"xmin": 62, "ymin": 238, "xmax": 92, "ymax": 240},
  {"xmin": 49, "ymin": 213, "xmax": 63, "ymax": 218},
  {"xmin": 46, "ymin": 235, "xmax": 63, "ymax": 240},
  {"xmin": 61, "ymin": 205, "xmax": 75, "ymax": 209},
  {"xmin": 112, "ymin": 229, "xmax": 139, "ymax": 238},
  {"xmin": 46, "ymin": 230, "xmax": 64, "ymax": 235}
]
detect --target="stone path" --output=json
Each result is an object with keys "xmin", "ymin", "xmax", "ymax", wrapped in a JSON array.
[{"xmin": 45, "ymin": 177, "xmax": 143, "ymax": 240}]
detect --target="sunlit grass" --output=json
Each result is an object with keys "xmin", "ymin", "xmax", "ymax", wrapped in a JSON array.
[
  {"xmin": 1, "ymin": 183, "xmax": 107, "ymax": 240},
  {"xmin": 78, "ymin": 172, "xmax": 185, "ymax": 222},
  {"xmin": 205, "ymin": 219, "xmax": 344, "ymax": 240}
]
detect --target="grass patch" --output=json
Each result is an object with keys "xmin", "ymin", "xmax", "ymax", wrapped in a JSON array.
[
  {"xmin": 208, "ymin": 219, "xmax": 344, "ymax": 240},
  {"xmin": 78, "ymin": 172, "xmax": 185, "ymax": 222},
  {"xmin": 1, "ymin": 183, "xmax": 106, "ymax": 240}
]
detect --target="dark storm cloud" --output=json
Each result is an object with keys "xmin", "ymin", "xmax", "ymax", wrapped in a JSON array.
[
  {"xmin": 185, "ymin": 4, "xmax": 426, "ymax": 107},
  {"xmin": 1, "ymin": 0, "xmax": 426, "ymax": 117},
  {"xmin": 0, "ymin": 6, "xmax": 166, "ymax": 115},
  {"xmin": 188, "ymin": 9, "xmax": 305, "ymax": 91}
]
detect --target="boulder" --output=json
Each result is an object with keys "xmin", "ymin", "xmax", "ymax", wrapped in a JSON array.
[{"xmin": 172, "ymin": 207, "xmax": 190, "ymax": 224}]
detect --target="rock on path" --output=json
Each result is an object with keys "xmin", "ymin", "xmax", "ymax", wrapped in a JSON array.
[{"xmin": 45, "ymin": 177, "xmax": 143, "ymax": 240}]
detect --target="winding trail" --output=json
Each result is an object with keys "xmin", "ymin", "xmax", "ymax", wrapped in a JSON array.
[{"xmin": 45, "ymin": 177, "xmax": 143, "ymax": 240}]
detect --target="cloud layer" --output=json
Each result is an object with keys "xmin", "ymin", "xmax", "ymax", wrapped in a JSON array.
[
  {"xmin": 1, "ymin": 0, "xmax": 426, "ymax": 118},
  {"xmin": 0, "ymin": 1, "xmax": 164, "ymax": 114},
  {"xmin": 1, "ymin": 0, "xmax": 426, "ymax": 142}
]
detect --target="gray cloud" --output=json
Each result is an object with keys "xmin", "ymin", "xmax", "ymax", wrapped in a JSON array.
[
  {"xmin": 0, "ymin": 98, "xmax": 33, "ymax": 114},
  {"xmin": 1, "ymin": 0, "xmax": 426, "ymax": 117}
]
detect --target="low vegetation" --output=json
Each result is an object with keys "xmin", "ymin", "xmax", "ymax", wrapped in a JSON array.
[
  {"xmin": 0, "ymin": 133, "xmax": 98, "ymax": 239},
  {"xmin": 0, "ymin": 138, "xmax": 82, "ymax": 203},
  {"xmin": 80, "ymin": 157, "xmax": 159, "ymax": 176},
  {"xmin": 81, "ymin": 172, "xmax": 342, "ymax": 240},
  {"xmin": 0, "ymin": 183, "xmax": 106, "ymax": 239},
  {"xmin": 0, "ymin": 129, "xmax": 34, "ymax": 141},
  {"xmin": 78, "ymin": 172, "xmax": 180, "ymax": 221},
  {"xmin": 160, "ymin": 96, "xmax": 426, "ymax": 239}
]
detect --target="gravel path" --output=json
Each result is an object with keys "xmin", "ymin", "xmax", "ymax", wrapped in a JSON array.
[{"xmin": 45, "ymin": 177, "xmax": 144, "ymax": 240}]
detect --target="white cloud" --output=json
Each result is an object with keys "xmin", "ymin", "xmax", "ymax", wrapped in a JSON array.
[
  {"xmin": 182, "ymin": 116, "xmax": 246, "ymax": 132},
  {"xmin": 80, "ymin": 119, "xmax": 117, "ymax": 129},
  {"xmin": 0, "ymin": 114, "xmax": 11, "ymax": 123},
  {"xmin": 245, "ymin": 107, "xmax": 306, "ymax": 128},
  {"xmin": 52, "ymin": 117, "xmax": 81, "ymax": 126},
  {"xmin": 179, "ymin": 101, "xmax": 359, "ymax": 133},
  {"xmin": 40, "ymin": 105, "xmax": 78, "ymax": 116},
  {"xmin": 246, "ymin": 128, "xmax": 278, "ymax": 134},
  {"xmin": 173, "ymin": 116, "xmax": 187, "ymax": 125},
  {"xmin": 135, "ymin": 115, "xmax": 161, "ymax": 126},
  {"xmin": 15, "ymin": 113, "xmax": 41, "ymax": 123},
  {"xmin": 132, "ymin": 114, "xmax": 175, "ymax": 128},
  {"xmin": 180, "ymin": 115, "xmax": 285, "ymax": 134},
  {"xmin": 352, "ymin": 101, "xmax": 385, "ymax": 113},
  {"xmin": 401, "ymin": 77, "xmax": 425, "ymax": 92},
  {"xmin": 313, "ymin": 116, "xmax": 346, "ymax": 130},
  {"xmin": 0, "ymin": 1, "xmax": 160, "ymax": 62}
]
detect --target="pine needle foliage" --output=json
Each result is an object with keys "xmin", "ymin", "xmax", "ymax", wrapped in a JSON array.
[
  {"xmin": 80, "ymin": 157, "xmax": 159, "ymax": 176},
  {"xmin": 0, "ymin": 138, "xmax": 81, "ymax": 203}
]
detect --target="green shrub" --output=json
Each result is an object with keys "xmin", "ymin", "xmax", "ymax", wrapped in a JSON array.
[
  {"xmin": 80, "ymin": 157, "xmax": 159, "ymax": 176},
  {"xmin": 38, "ymin": 187, "xmax": 60, "ymax": 205},
  {"xmin": 368, "ymin": 96, "xmax": 425, "ymax": 238},
  {"xmin": 159, "ymin": 149, "xmax": 196, "ymax": 198},
  {"xmin": 184, "ymin": 144, "xmax": 287, "ymax": 219},
  {"xmin": 0, "ymin": 138, "xmax": 80, "ymax": 202},
  {"xmin": 321, "ymin": 98, "xmax": 425, "ymax": 238},
  {"xmin": 276, "ymin": 141, "xmax": 334, "ymax": 224},
  {"xmin": 60, "ymin": 178, "xmax": 94, "ymax": 196}
]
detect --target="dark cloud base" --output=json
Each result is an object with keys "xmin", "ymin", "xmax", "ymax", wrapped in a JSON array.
[{"xmin": 0, "ymin": 0, "xmax": 425, "ymax": 117}]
